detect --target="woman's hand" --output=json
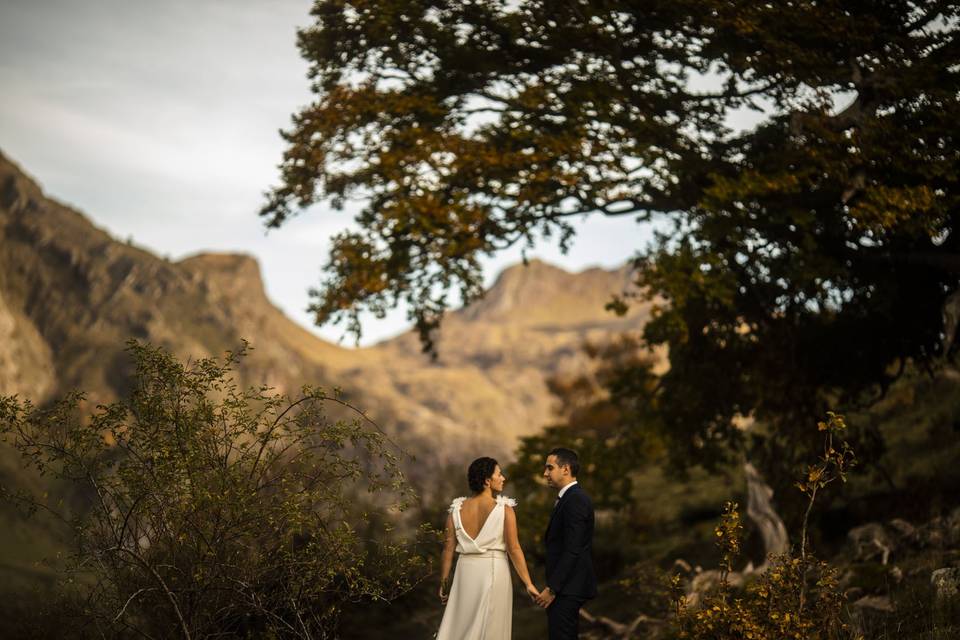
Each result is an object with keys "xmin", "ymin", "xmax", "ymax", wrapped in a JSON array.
[
  {"xmin": 439, "ymin": 579, "xmax": 449, "ymax": 604},
  {"xmin": 525, "ymin": 583, "xmax": 540, "ymax": 602}
]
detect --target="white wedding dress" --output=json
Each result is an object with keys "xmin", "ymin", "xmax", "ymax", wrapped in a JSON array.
[{"xmin": 435, "ymin": 495, "xmax": 516, "ymax": 640}]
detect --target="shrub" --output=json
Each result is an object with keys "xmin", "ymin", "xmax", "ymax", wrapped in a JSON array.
[
  {"xmin": 0, "ymin": 341, "xmax": 429, "ymax": 639},
  {"xmin": 672, "ymin": 413, "xmax": 859, "ymax": 640}
]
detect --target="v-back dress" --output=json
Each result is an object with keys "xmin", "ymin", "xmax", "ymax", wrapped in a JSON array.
[{"xmin": 435, "ymin": 495, "xmax": 517, "ymax": 640}]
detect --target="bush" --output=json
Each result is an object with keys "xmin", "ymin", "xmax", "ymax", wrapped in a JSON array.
[
  {"xmin": 672, "ymin": 413, "xmax": 858, "ymax": 640},
  {"xmin": 0, "ymin": 341, "xmax": 430, "ymax": 639}
]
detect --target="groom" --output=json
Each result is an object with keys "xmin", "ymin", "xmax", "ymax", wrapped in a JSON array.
[{"xmin": 535, "ymin": 447, "xmax": 597, "ymax": 639}]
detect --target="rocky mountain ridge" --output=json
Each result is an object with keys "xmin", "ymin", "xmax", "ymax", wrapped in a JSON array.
[{"xmin": 0, "ymin": 149, "xmax": 655, "ymax": 473}]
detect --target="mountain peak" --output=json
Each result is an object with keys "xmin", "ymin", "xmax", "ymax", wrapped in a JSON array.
[
  {"xmin": 0, "ymin": 150, "xmax": 47, "ymax": 212},
  {"xmin": 459, "ymin": 259, "xmax": 637, "ymax": 326},
  {"xmin": 178, "ymin": 252, "xmax": 265, "ymax": 292}
]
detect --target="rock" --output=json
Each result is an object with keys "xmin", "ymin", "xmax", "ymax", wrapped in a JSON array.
[
  {"xmin": 889, "ymin": 566, "xmax": 904, "ymax": 583},
  {"xmin": 946, "ymin": 507, "xmax": 960, "ymax": 545},
  {"xmin": 672, "ymin": 558, "xmax": 693, "ymax": 574},
  {"xmin": 931, "ymin": 568, "xmax": 960, "ymax": 598},
  {"xmin": 913, "ymin": 509, "xmax": 960, "ymax": 548},
  {"xmin": 888, "ymin": 518, "xmax": 918, "ymax": 543},
  {"xmin": 848, "ymin": 523, "xmax": 894, "ymax": 565},
  {"xmin": 844, "ymin": 586, "xmax": 864, "ymax": 601},
  {"xmin": 843, "ymin": 561, "xmax": 895, "ymax": 594},
  {"xmin": 689, "ymin": 569, "xmax": 722, "ymax": 596},
  {"xmin": 685, "ymin": 568, "xmax": 746, "ymax": 608},
  {"xmin": 838, "ymin": 568, "xmax": 857, "ymax": 590},
  {"xmin": 852, "ymin": 595, "xmax": 895, "ymax": 612}
]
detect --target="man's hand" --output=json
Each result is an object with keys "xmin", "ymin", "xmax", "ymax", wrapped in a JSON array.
[
  {"xmin": 535, "ymin": 587, "xmax": 556, "ymax": 608},
  {"xmin": 525, "ymin": 583, "xmax": 540, "ymax": 602}
]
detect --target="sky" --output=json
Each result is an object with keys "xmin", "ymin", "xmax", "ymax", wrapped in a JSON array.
[{"xmin": 0, "ymin": 0, "xmax": 654, "ymax": 345}]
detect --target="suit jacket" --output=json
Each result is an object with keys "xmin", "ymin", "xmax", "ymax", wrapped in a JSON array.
[{"xmin": 544, "ymin": 483, "xmax": 597, "ymax": 599}]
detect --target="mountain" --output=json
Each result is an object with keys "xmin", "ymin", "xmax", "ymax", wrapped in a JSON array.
[
  {"xmin": 0, "ymin": 150, "xmax": 655, "ymax": 478},
  {"xmin": 364, "ymin": 260, "xmax": 658, "ymax": 470}
]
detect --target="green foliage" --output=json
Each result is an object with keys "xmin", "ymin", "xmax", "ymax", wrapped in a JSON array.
[
  {"xmin": 264, "ymin": 0, "xmax": 960, "ymax": 475},
  {"xmin": 0, "ymin": 341, "xmax": 430, "ymax": 639},
  {"xmin": 715, "ymin": 502, "xmax": 743, "ymax": 583}
]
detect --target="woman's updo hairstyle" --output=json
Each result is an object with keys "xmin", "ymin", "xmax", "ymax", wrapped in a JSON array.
[{"xmin": 467, "ymin": 457, "xmax": 499, "ymax": 494}]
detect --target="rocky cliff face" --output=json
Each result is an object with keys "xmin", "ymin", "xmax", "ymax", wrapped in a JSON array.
[
  {"xmin": 365, "ymin": 260, "xmax": 655, "ymax": 470},
  {"xmin": 0, "ymin": 150, "xmax": 655, "ymax": 475}
]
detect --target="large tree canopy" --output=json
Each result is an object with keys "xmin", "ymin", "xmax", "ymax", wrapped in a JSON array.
[{"xmin": 264, "ymin": 0, "xmax": 960, "ymax": 465}]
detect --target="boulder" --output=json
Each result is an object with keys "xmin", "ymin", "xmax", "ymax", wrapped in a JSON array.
[
  {"xmin": 851, "ymin": 595, "xmax": 895, "ymax": 612},
  {"xmin": 848, "ymin": 523, "xmax": 894, "ymax": 565},
  {"xmin": 931, "ymin": 568, "xmax": 960, "ymax": 599},
  {"xmin": 887, "ymin": 518, "xmax": 918, "ymax": 544}
]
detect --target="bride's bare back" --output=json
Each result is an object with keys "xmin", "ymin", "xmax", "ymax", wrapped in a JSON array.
[{"xmin": 458, "ymin": 495, "xmax": 496, "ymax": 539}]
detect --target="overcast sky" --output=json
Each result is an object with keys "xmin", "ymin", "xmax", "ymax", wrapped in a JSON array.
[{"xmin": 0, "ymin": 0, "xmax": 654, "ymax": 345}]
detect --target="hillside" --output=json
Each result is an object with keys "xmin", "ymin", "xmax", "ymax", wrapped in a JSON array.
[
  {"xmin": 0, "ymin": 149, "xmax": 655, "ymax": 476},
  {"xmin": 0, "ymin": 148, "xmax": 663, "ymax": 594}
]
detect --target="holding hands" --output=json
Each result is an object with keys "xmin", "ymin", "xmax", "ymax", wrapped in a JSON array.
[
  {"xmin": 534, "ymin": 587, "xmax": 555, "ymax": 608},
  {"xmin": 525, "ymin": 583, "xmax": 540, "ymax": 603}
]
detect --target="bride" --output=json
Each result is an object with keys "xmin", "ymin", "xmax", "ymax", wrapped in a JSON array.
[{"xmin": 435, "ymin": 457, "xmax": 540, "ymax": 639}]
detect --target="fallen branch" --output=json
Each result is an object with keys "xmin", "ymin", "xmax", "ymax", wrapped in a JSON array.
[{"xmin": 580, "ymin": 607, "xmax": 663, "ymax": 638}]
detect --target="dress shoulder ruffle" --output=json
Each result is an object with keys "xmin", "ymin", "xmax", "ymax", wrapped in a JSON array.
[
  {"xmin": 495, "ymin": 495, "xmax": 517, "ymax": 507},
  {"xmin": 448, "ymin": 496, "xmax": 468, "ymax": 513}
]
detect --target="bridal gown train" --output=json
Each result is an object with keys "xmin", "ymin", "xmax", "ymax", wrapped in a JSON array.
[{"xmin": 435, "ymin": 495, "xmax": 516, "ymax": 640}]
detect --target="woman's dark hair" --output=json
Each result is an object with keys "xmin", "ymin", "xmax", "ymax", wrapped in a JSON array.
[
  {"xmin": 467, "ymin": 457, "xmax": 499, "ymax": 494},
  {"xmin": 548, "ymin": 447, "xmax": 580, "ymax": 477}
]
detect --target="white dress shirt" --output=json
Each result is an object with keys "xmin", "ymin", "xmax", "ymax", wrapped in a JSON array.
[{"xmin": 557, "ymin": 480, "xmax": 578, "ymax": 499}]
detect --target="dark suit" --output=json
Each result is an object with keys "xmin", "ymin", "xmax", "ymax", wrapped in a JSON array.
[{"xmin": 544, "ymin": 483, "xmax": 597, "ymax": 640}]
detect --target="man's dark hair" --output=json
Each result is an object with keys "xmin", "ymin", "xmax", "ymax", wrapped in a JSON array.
[
  {"xmin": 467, "ymin": 457, "xmax": 499, "ymax": 493},
  {"xmin": 548, "ymin": 447, "xmax": 580, "ymax": 477}
]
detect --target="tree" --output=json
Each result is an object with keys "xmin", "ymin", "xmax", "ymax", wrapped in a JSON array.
[
  {"xmin": 0, "ymin": 342, "xmax": 430, "ymax": 639},
  {"xmin": 263, "ymin": 1, "xmax": 960, "ymax": 466}
]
